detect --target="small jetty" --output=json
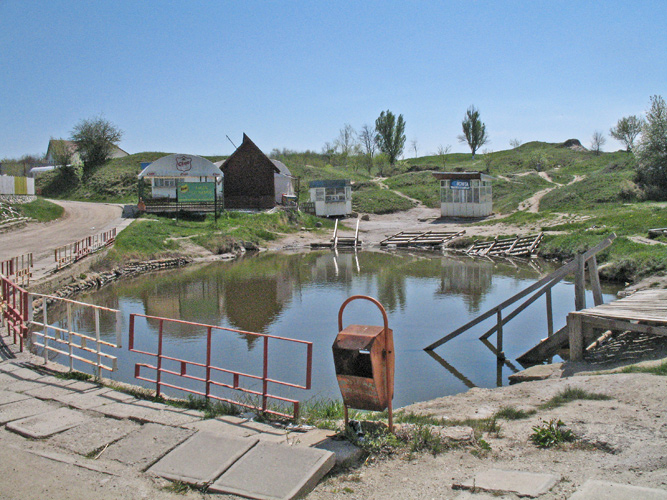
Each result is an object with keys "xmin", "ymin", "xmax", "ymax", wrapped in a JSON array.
[
  {"xmin": 311, "ymin": 218, "xmax": 361, "ymax": 249},
  {"xmin": 380, "ymin": 229, "xmax": 465, "ymax": 248},
  {"xmin": 466, "ymin": 233, "xmax": 543, "ymax": 257}
]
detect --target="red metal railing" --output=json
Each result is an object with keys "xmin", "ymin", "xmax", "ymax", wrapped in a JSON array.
[
  {"xmin": 1, "ymin": 253, "xmax": 33, "ymax": 286},
  {"xmin": 54, "ymin": 228, "xmax": 117, "ymax": 270},
  {"xmin": 128, "ymin": 313, "xmax": 313, "ymax": 419},
  {"xmin": 0, "ymin": 275, "xmax": 30, "ymax": 351}
]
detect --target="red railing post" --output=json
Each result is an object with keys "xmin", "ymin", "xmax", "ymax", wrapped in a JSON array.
[
  {"xmin": 262, "ymin": 336, "xmax": 269, "ymax": 412},
  {"xmin": 206, "ymin": 326, "xmax": 212, "ymax": 400},
  {"xmin": 156, "ymin": 319, "xmax": 164, "ymax": 397}
]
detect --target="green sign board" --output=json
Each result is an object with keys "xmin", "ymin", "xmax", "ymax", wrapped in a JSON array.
[{"xmin": 178, "ymin": 182, "xmax": 215, "ymax": 202}]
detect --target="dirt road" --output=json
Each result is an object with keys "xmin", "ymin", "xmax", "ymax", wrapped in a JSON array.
[{"xmin": 0, "ymin": 200, "xmax": 134, "ymax": 281}]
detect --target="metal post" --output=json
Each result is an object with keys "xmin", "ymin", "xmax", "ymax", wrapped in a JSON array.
[
  {"xmin": 43, "ymin": 302, "xmax": 48, "ymax": 365},
  {"xmin": 95, "ymin": 308, "xmax": 101, "ymax": 379},
  {"xmin": 67, "ymin": 303, "xmax": 73, "ymax": 372},
  {"xmin": 156, "ymin": 319, "xmax": 164, "ymax": 397},
  {"xmin": 262, "ymin": 336, "xmax": 269, "ymax": 413},
  {"xmin": 206, "ymin": 327, "xmax": 212, "ymax": 400}
]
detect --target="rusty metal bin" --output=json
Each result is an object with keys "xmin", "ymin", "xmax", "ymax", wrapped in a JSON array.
[{"xmin": 332, "ymin": 295, "xmax": 395, "ymax": 431}]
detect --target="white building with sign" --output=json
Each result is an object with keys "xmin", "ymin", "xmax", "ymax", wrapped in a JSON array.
[
  {"xmin": 138, "ymin": 154, "xmax": 222, "ymax": 199},
  {"xmin": 432, "ymin": 171, "xmax": 493, "ymax": 217},
  {"xmin": 308, "ymin": 179, "xmax": 352, "ymax": 217}
]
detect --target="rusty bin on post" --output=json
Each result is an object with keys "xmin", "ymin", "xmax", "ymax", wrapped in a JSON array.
[{"xmin": 332, "ymin": 295, "xmax": 395, "ymax": 432}]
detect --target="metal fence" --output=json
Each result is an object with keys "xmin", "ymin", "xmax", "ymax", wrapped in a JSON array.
[
  {"xmin": 128, "ymin": 313, "xmax": 313, "ymax": 419},
  {"xmin": 0, "ymin": 275, "xmax": 30, "ymax": 351},
  {"xmin": 54, "ymin": 228, "xmax": 116, "ymax": 270},
  {"xmin": 0, "ymin": 253, "xmax": 33, "ymax": 286},
  {"xmin": 29, "ymin": 294, "xmax": 122, "ymax": 378}
]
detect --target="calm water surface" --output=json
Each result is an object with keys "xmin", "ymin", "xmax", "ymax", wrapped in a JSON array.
[{"xmin": 71, "ymin": 250, "xmax": 619, "ymax": 408}]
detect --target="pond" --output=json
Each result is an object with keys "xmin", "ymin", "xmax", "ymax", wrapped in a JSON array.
[{"xmin": 63, "ymin": 250, "xmax": 619, "ymax": 409}]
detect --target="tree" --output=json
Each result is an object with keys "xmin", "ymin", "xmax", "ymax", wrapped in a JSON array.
[
  {"xmin": 375, "ymin": 110, "xmax": 406, "ymax": 166},
  {"xmin": 70, "ymin": 115, "xmax": 123, "ymax": 174},
  {"xmin": 49, "ymin": 137, "xmax": 74, "ymax": 168},
  {"xmin": 359, "ymin": 124, "xmax": 377, "ymax": 175},
  {"xmin": 590, "ymin": 130, "xmax": 606, "ymax": 155},
  {"xmin": 634, "ymin": 95, "xmax": 667, "ymax": 198},
  {"xmin": 335, "ymin": 124, "xmax": 357, "ymax": 156},
  {"xmin": 410, "ymin": 139, "xmax": 419, "ymax": 158},
  {"xmin": 437, "ymin": 144, "xmax": 451, "ymax": 168},
  {"xmin": 509, "ymin": 138, "xmax": 522, "ymax": 149},
  {"xmin": 458, "ymin": 105, "xmax": 488, "ymax": 159},
  {"xmin": 610, "ymin": 115, "xmax": 644, "ymax": 152}
]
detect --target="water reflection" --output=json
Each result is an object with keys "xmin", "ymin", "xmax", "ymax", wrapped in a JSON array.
[{"xmin": 77, "ymin": 250, "xmax": 619, "ymax": 407}]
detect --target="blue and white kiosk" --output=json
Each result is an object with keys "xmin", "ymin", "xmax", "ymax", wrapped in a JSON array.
[{"xmin": 433, "ymin": 171, "xmax": 493, "ymax": 217}]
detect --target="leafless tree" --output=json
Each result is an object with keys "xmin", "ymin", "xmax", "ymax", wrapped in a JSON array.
[
  {"xmin": 359, "ymin": 124, "xmax": 377, "ymax": 174},
  {"xmin": 335, "ymin": 124, "xmax": 357, "ymax": 155},
  {"xmin": 509, "ymin": 138, "xmax": 522, "ymax": 149},
  {"xmin": 410, "ymin": 139, "xmax": 419, "ymax": 158},
  {"xmin": 436, "ymin": 144, "xmax": 451, "ymax": 168},
  {"xmin": 590, "ymin": 131, "xmax": 606, "ymax": 155}
]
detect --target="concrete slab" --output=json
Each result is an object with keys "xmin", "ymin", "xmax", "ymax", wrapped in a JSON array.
[
  {"xmin": 148, "ymin": 431, "xmax": 259, "ymax": 487},
  {"xmin": 0, "ymin": 397, "xmax": 56, "ymax": 424},
  {"xmin": 55, "ymin": 388, "xmax": 135, "ymax": 410},
  {"xmin": 209, "ymin": 441, "xmax": 335, "ymax": 500},
  {"xmin": 92, "ymin": 400, "xmax": 202, "ymax": 426},
  {"xmin": 509, "ymin": 363, "xmax": 564, "ymax": 384},
  {"xmin": 103, "ymin": 422, "xmax": 194, "ymax": 469},
  {"xmin": 315, "ymin": 438, "xmax": 364, "ymax": 468},
  {"xmin": 184, "ymin": 417, "xmax": 262, "ymax": 438},
  {"xmin": 455, "ymin": 493, "xmax": 512, "ymax": 500},
  {"xmin": 288, "ymin": 428, "xmax": 337, "ymax": 448},
  {"xmin": 453, "ymin": 469, "xmax": 561, "ymax": 498},
  {"xmin": 48, "ymin": 416, "xmax": 140, "ymax": 456},
  {"xmin": 24, "ymin": 380, "xmax": 98, "ymax": 400},
  {"xmin": 6, "ymin": 407, "xmax": 89, "ymax": 438},
  {"xmin": 0, "ymin": 389, "xmax": 31, "ymax": 406},
  {"xmin": 2, "ymin": 378, "xmax": 52, "ymax": 393},
  {"xmin": 569, "ymin": 480, "xmax": 667, "ymax": 500}
]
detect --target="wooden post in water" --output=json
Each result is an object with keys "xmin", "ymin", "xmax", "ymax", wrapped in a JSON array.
[
  {"xmin": 588, "ymin": 256, "xmax": 604, "ymax": 306},
  {"xmin": 574, "ymin": 253, "xmax": 586, "ymax": 311}
]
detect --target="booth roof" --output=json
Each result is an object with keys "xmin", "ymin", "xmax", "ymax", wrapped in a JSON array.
[
  {"xmin": 138, "ymin": 154, "xmax": 222, "ymax": 178},
  {"xmin": 432, "ymin": 171, "xmax": 494, "ymax": 181},
  {"xmin": 309, "ymin": 179, "xmax": 351, "ymax": 188}
]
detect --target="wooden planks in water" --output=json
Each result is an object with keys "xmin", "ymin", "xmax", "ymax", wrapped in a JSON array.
[
  {"xmin": 466, "ymin": 233, "xmax": 543, "ymax": 257},
  {"xmin": 568, "ymin": 289, "xmax": 667, "ymax": 361},
  {"xmin": 380, "ymin": 230, "xmax": 465, "ymax": 248}
]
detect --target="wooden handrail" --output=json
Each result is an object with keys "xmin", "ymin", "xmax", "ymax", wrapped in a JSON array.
[{"xmin": 424, "ymin": 233, "xmax": 616, "ymax": 351}]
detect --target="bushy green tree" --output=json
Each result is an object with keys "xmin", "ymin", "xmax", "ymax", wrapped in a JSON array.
[
  {"xmin": 458, "ymin": 105, "xmax": 488, "ymax": 159},
  {"xmin": 71, "ymin": 116, "xmax": 123, "ymax": 174},
  {"xmin": 635, "ymin": 95, "xmax": 667, "ymax": 199},
  {"xmin": 610, "ymin": 115, "xmax": 644, "ymax": 152},
  {"xmin": 375, "ymin": 110, "xmax": 406, "ymax": 167}
]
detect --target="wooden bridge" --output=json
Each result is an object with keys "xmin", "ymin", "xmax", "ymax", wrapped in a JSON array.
[
  {"xmin": 380, "ymin": 230, "xmax": 465, "ymax": 248},
  {"xmin": 466, "ymin": 233, "xmax": 543, "ymax": 258},
  {"xmin": 310, "ymin": 218, "xmax": 361, "ymax": 249},
  {"xmin": 567, "ymin": 288, "xmax": 667, "ymax": 361}
]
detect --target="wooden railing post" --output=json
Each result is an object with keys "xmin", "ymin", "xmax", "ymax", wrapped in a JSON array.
[
  {"xmin": 574, "ymin": 253, "xmax": 586, "ymax": 311},
  {"xmin": 587, "ymin": 256, "xmax": 604, "ymax": 306}
]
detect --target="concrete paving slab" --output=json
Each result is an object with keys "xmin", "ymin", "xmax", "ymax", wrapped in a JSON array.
[
  {"xmin": 2, "ymin": 378, "xmax": 53, "ymax": 393},
  {"xmin": 0, "ymin": 389, "xmax": 31, "ymax": 406},
  {"xmin": 184, "ymin": 417, "xmax": 262, "ymax": 438},
  {"xmin": 92, "ymin": 400, "xmax": 202, "ymax": 426},
  {"xmin": 103, "ymin": 422, "xmax": 194, "ymax": 469},
  {"xmin": 6, "ymin": 407, "xmax": 89, "ymax": 438},
  {"xmin": 314, "ymin": 438, "xmax": 364, "ymax": 468},
  {"xmin": 24, "ymin": 381, "xmax": 93, "ymax": 400},
  {"xmin": 55, "ymin": 388, "xmax": 129, "ymax": 410},
  {"xmin": 148, "ymin": 431, "xmax": 259, "ymax": 487},
  {"xmin": 568, "ymin": 480, "xmax": 667, "ymax": 500},
  {"xmin": 455, "ymin": 492, "xmax": 512, "ymax": 500},
  {"xmin": 1, "ymin": 367, "xmax": 49, "ymax": 381},
  {"xmin": 48, "ymin": 416, "xmax": 141, "ymax": 456},
  {"xmin": 209, "ymin": 441, "xmax": 335, "ymax": 500},
  {"xmin": 0, "ymin": 397, "xmax": 56, "ymax": 424},
  {"xmin": 453, "ymin": 469, "xmax": 561, "ymax": 498},
  {"xmin": 288, "ymin": 428, "xmax": 337, "ymax": 448}
]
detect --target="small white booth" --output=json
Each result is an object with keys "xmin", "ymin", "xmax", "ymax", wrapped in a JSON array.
[
  {"xmin": 138, "ymin": 154, "xmax": 222, "ymax": 199},
  {"xmin": 309, "ymin": 179, "xmax": 352, "ymax": 217},
  {"xmin": 433, "ymin": 171, "xmax": 493, "ymax": 217}
]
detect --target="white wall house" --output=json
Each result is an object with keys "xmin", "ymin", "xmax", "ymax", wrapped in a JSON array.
[
  {"xmin": 433, "ymin": 171, "xmax": 493, "ymax": 217},
  {"xmin": 308, "ymin": 179, "xmax": 352, "ymax": 217},
  {"xmin": 138, "ymin": 154, "xmax": 222, "ymax": 199}
]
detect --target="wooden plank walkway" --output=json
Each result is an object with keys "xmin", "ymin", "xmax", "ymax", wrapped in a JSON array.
[
  {"xmin": 380, "ymin": 230, "xmax": 465, "ymax": 248},
  {"xmin": 466, "ymin": 233, "xmax": 543, "ymax": 257},
  {"xmin": 568, "ymin": 289, "xmax": 667, "ymax": 361}
]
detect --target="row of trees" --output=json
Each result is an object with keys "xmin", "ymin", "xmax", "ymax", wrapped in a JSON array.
[{"xmin": 324, "ymin": 106, "xmax": 489, "ymax": 175}]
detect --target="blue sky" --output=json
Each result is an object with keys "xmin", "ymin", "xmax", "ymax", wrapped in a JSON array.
[{"xmin": 1, "ymin": 1, "xmax": 665, "ymax": 159}]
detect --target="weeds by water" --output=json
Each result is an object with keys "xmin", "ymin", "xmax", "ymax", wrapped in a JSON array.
[
  {"xmin": 531, "ymin": 418, "xmax": 576, "ymax": 448},
  {"xmin": 54, "ymin": 370, "xmax": 93, "ymax": 381},
  {"xmin": 493, "ymin": 406, "xmax": 536, "ymax": 420},
  {"xmin": 539, "ymin": 387, "xmax": 612, "ymax": 410},
  {"xmin": 619, "ymin": 360, "xmax": 667, "ymax": 376}
]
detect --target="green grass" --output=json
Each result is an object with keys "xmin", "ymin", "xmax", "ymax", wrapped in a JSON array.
[
  {"xmin": 352, "ymin": 185, "xmax": 415, "ymax": 214},
  {"xmin": 54, "ymin": 370, "xmax": 93, "ymax": 381},
  {"xmin": 538, "ymin": 387, "xmax": 612, "ymax": 410},
  {"xmin": 106, "ymin": 210, "xmax": 330, "ymax": 262},
  {"xmin": 619, "ymin": 360, "xmax": 667, "ymax": 376},
  {"xmin": 16, "ymin": 198, "xmax": 64, "ymax": 222},
  {"xmin": 494, "ymin": 406, "xmax": 536, "ymax": 420},
  {"xmin": 531, "ymin": 418, "xmax": 576, "ymax": 448}
]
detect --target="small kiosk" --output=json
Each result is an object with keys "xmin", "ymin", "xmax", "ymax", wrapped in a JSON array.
[
  {"xmin": 308, "ymin": 179, "xmax": 352, "ymax": 217},
  {"xmin": 433, "ymin": 171, "xmax": 493, "ymax": 217}
]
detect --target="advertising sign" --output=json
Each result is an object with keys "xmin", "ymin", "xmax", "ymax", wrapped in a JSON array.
[
  {"xmin": 178, "ymin": 182, "xmax": 215, "ymax": 202},
  {"xmin": 450, "ymin": 180, "xmax": 471, "ymax": 190}
]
